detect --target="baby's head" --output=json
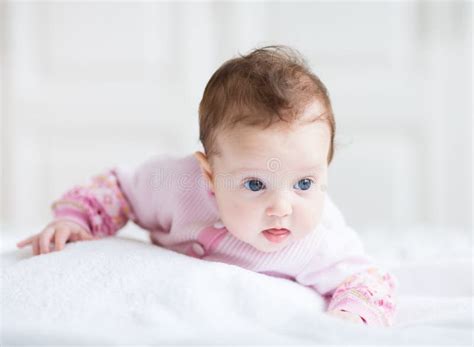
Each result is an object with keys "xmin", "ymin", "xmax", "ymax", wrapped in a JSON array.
[{"xmin": 194, "ymin": 45, "xmax": 335, "ymax": 253}]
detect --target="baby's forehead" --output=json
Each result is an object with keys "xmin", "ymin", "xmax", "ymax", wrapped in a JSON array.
[
  {"xmin": 220, "ymin": 119, "xmax": 330, "ymax": 147},
  {"xmin": 214, "ymin": 123, "xmax": 329, "ymax": 171}
]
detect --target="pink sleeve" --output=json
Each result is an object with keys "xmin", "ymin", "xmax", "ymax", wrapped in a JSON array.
[
  {"xmin": 295, "ymin": 195, "xmax": 399, "ymax": 327},
  {"xmin": 51, "ymin": 154, "xmax": 190, "ymax": 237},
  {"xmin": 51, "ymin": 169, "xmax": 136, "ymax": 237}
]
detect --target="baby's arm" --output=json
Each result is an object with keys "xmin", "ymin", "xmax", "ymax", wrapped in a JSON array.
[
  {"xmin": 17, "ymin": 168, "xmax": 136, "ymax": 255},
  {"xmin": 17, "ymin": 156, "xmax": 176, "ymax": 255},
  {"xmin": 18, "ymin": 155, "xmax": 171, "ymax": 255},
  {"xmin": 51, "ymin": 154, "xmax": 177, "ymax": 237}
]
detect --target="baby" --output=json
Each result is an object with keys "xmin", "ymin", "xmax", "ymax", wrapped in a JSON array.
[{"xmin": 17, "ymin": 45, "xmax": 398, "ymax": 327}]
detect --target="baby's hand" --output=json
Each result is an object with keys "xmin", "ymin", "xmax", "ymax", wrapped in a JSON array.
[
  {"xmin": 327, "ymin": 309, "xmax": 365, "ymax": 325},
  {"xmin": 16, "ymin": 220, "xmax": 98, "ymax": 256}
]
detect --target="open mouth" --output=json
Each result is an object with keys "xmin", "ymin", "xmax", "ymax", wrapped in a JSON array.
[{"xmin": 262, "ymin": 228, "xmax": 291, "ymax": 243}]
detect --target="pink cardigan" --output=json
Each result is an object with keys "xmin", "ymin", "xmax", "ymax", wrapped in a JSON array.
[{"xmin": 51, "ymin": 153, "xmax": 398, "ymax": 326}]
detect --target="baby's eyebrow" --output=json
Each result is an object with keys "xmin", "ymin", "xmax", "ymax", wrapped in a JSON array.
[{"xmin": 230, "ymin": 164, "xmax": 323, "ymax": 174}]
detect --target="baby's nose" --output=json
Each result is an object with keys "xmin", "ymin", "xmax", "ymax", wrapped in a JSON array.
[{"xmin": 266, "ymin": 195, "xmax": 292, "ymax": 217}]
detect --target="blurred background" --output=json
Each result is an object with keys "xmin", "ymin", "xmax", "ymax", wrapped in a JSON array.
[{"xmin": 0, "ymin": 1, "xmax": 472, "ymax": 250}]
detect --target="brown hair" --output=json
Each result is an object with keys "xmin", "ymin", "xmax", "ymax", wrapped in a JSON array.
[{"xmin": 198, "ymin": 45, "xmax": 336, "ymax": 165}]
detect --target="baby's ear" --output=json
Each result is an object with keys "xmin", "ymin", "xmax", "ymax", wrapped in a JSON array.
[{"xmin": 193, "ymin": 151, "xmax": 214, "ymax": 192}]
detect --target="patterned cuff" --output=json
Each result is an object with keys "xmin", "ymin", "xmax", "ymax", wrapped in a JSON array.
[
  {"xmin": 327, "ymin": 290, "xmax": 392, "ymax": 327},
  {"xmin": 50, "ymin": 170, "xmax": 133, "ymax": 237},
  {"xmin": 51, "ymin": 188, "xmax": 120, "ymax": 237},
  {"xmin": 52, "ymin": 203, "xmax": 92, "ymax": 233}
]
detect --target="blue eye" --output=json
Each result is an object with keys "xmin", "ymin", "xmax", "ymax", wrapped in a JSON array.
[
  {"xmin": 294, "ymin": 178, "xmax": 313, "ymax": 191},
  {"xmin": 243, "ymin": 179, "xmax": 265, "ymax": 192}
]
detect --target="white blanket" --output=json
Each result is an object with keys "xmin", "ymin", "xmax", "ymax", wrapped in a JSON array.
[{"xmin": 1, "ymin": 225, "xmax": 472, "ymax": 345}]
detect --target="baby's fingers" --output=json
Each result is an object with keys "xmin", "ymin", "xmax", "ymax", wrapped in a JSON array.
[
  {"xmin": 54, "ymin": 227, "xmax": 70, "ymax": 252},
  {"xmin": 39, "ymin": 227, "xmax": 55, "ymax": 254},
  {"xmin": 16, "ymin": 235, "xmax": 36, "ymax": 248},
  {"xmin": 32, "ymin": 237, "xmax": 40, "ymax": 256}
]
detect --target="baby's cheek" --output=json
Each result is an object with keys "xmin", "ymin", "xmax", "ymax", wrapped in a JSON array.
[
  {"xmin": 227, "ymin": 201, "xmax": 244, "ymax": 221},
  {"xmin": 220, "ymin": 198, "xmax": 250, "ymax": 226},
  {"xmin": 312, "ymin": 198, "xmax": 326, "ymax": 228},
  {"xmin": 298, "ymin": 200, "xmax": 324, "ymax": 231},
  {"xmin": 230, "ymin": 200, "xmax": 257, "ymax": 222}
]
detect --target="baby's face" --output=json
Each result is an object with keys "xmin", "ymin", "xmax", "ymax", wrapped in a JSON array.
[{"xmin": 198, "ymin": 100, "xmax": 330, "ymax": 253}]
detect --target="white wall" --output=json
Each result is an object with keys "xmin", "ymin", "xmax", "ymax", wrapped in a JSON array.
[{"xmin": 0, "ymin": 1, "xmax": 471, "ymax": 234}]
